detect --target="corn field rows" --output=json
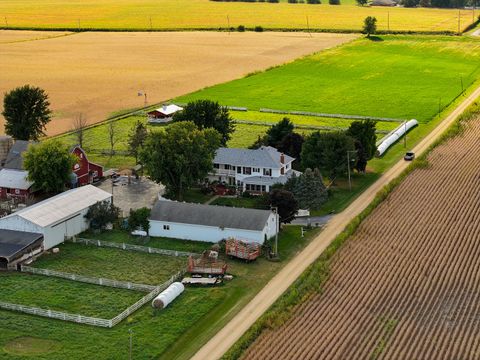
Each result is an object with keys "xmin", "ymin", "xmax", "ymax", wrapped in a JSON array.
[{"xmin": 243, "ymin": 119, "xmax": 480, "ymax": 359}]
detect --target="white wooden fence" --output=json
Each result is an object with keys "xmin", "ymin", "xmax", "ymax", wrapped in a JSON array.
[
  {"xmin": 0, "ymin": 270, "xmax": 184, "ymax": 328},
  {"xmin": 70, "ymin": 237, "xmax": 198, "ymax": 257},
  {"xmin": 20, "ymin": 265, "xmax": 156, "ymax": 292}
]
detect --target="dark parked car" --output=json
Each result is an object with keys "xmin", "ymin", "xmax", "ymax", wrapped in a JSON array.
[{"xmin": 404, "ymin": 151, "xmax": 415, "ymax": 161}]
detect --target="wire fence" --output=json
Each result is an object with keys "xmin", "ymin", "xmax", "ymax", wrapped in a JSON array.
[
  {"xmin": 70, "ymin": 237, "xmax": 198, "ymax": 257},
  {"xmin": 1, "ymin": 270, "xmax": 185, "ymax": 328},
  {"xmin": 20, "ymin": 265, "xmax": 156, "ymax": 292}
]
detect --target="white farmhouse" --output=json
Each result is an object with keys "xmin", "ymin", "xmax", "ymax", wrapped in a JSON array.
[
  {"xmin": 149, "ymin": 200, "xmax": 278, "ymax": 244},
  {"xmin": 0, "ymin": 185, "xmax": 111, "ymax": 250},
  {"xmin": 209, "ymin": 146, "xmax": 300, "ymax": 193}
]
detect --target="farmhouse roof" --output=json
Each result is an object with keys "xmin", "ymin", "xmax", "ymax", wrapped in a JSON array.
[
  {"xmin": 0, "ymin": 169, "xmax": 33, "ymax": 190},
  {"xmin": 3, "ymin": 140, "xmax": 36, "ymax": 170},
  {"xmin": 150, "ymin": 200, "xmax": 273, "ymax": 231},
  {"xmin": 0, "ymin": 229, "xmax": 43, "ymax": 261},
  {"xmin": 213, "ymin": 146, "xmax": 294, "ymax": 169},
  {"xmin": 150, "ymin": 104, "xmax": 183, "ymax": 116},
  {"xmin": 242, "ymin": 169, "xmax": 301, "ymax": 186},
  {"xmin": 3, "ymin": 185, "xmax": 111, "ymax": 228}
]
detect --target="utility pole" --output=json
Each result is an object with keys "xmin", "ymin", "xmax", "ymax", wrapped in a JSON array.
[
  {"xmin": 460, "ymin": 76, "xmax": 464, "ymax": 93},
  {"xmin": 387, "ymin": 11, "xmax": 390, "ymax": 32},
  {"xmin": 404, "ymin": 120, "xmax": 407, "ymax": 148},
  {"xmin": 458, "ymin": 9, "xmax": 461, "ymax": 34},
  {"xmin": 347, "ymin": 150, "xmax": 356, "ymax": 192},
  {"xmin": 227, "ymin": 15, "xmax": 230, "ymax": 34},
  {"xmin": 271, "ymin": 206, "xmax": 279, "ymax": 257},
  {"xmin": 150, "ymin": 16, "xmax": 153, "ymax": 31},
  {"xmin": 306, "ymin": 15, "xmax": 312, "ymax": 37},
  {"xmin": 4, "ymin": 16, "xmax": 8, "ymax": 27}
]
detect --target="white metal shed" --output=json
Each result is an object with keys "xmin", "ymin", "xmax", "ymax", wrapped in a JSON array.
[{"xmin": 0, "ymin": 185, "xmax": 112, "ymax": 249}]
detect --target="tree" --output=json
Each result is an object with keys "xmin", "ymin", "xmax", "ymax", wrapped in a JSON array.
[
  {"xmin": 329, "ymin": 0, "xmax": 340, "ymax": 4},
  {"xmin": 346, "ymin": 120, "xmax": 377, "ymax": 173},
  {"xmin": 301, "ymin": 131, "xmax": 356, "ymax": 179},
  {"xmin": 277, "ymin": 132, "xmax": 304, "ymax": 161},
  {"xmin": 402, "ymin": 0, "xmax": 419, "ymax": 6},
  {"xmin": 128, "ymin": 207, "xmax": 151, "ymax": 233},
  {"xmin": 108, "ymin": 121, "xmax": 118, "ymax": 156},
  {"xmin": 128, "ymin": 121, "xmax": 148, "ymax": 163},
  {"xmin": 173, "ymin": 100, "xmax": 234, "ymax": 146},
  {"xmin": 285, "ymin": 168, "xmax": 328, "ymax": 210},
  {"xmin": 363, "ymin": 16, "xmax": 377, "ymax": 37},
  {"xmin": 249, "ymin": 134, "xmax": 268, "ymax": 149},
  {"xmin": 23, "ymin": 139, "xmax": 77, "ymax": 193},
  {"xmin": 269, "ymin": 189, "xmax": 298, "ymax": 224},
  {"xmin": 356, "ymin": 0, "xmax": 368, "ymax": 5},
  {"xmin": 266, "ymin": 117, "xmax": 294, "ymax": 148},
  {"xmin": 85, "ymin": 201, "xmax": 120, "ymax": 230},
  {"xmin": 2, "ymin": 85, "xmax": 52, "ymax": 141},
  {"xmin": 72, "ymin": 113, "xmax": 87, "ymax": 148},
  {"xmin": 140, "ymin": 121, "xmax": 221, "ymax": 200}
]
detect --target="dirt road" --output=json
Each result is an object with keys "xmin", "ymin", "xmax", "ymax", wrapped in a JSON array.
[{"xmin": 191, "ymin": 86, "xmax": 480, "ymax": 360}]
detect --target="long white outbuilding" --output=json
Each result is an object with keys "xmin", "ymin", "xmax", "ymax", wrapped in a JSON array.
[{"xmin": 0, "ymin": 185, "xmax": 112, "ymax": 249}]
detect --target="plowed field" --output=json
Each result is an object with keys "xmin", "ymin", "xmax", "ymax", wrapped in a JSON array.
[
  {"xmin": 243, "ymin": 114, "xmax": 480, "ymax": 359},
  {"xmin": 0, "ymin": 30, "xmax": 355, "ymax": 136}
]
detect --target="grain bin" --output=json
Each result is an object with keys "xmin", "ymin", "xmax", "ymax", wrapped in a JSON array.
[{"xmin": 152, "ymin": 282, "xmax": 185, "ymax": 309}]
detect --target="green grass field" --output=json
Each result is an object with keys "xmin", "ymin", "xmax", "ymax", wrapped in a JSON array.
[
  {"xmin": 0, "ymin": 0, "xmax": 476, "ymax": 32},
  {"xmin": 177, "ymin": 36, "xmax": 480, "ymax": 122},
  {"xmin": 0, "ymin": 272, "xmax": 143, "ymax": 318},
  {"xmin": 33, "ymin": 243, "xmax": 185, "ymax": 285},
  {"xmin": 0, "ymin": 226, "xmax": 319, "ymax": 360}
]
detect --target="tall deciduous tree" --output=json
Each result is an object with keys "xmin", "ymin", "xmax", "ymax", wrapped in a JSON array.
[
  {"xmin": 173, "ymin": 100, "xmax": 234, "ymax": 146},
  {"xmin": 23, "ymin": 140, "xmax": 77, "ymax": 193},
  {"xmin": 266, "ymin": 117, "xmax": 294, "ymax": 148},
  {"xmin": 301, "ymin": 131, "xmax": 356, "ymax": 179},
  {"xmin": 128, "ymin": 120, "xmax": 148, "ymax": 163},
  {"xmin": 346, "ymin": 120, "xmax": 377, "ymax": 173},
  {"xmin": 268, "ymin": 189, "xmax": 299, "ymax": 224},
  {"xmin": 72, "ymin": 113, "xmax": 88, "ymax": 148},
  {"xmin": 363, "ymin": 16, "xmax": 377, "ymax": 37},
  {"xmin": 140, "ymin": 121, "xmax": 221, "ymax": 200},
  {"xmin": 2, "ymin": 85, "xmax": 52, "ymax": 141},
  {"xmin": 277, "ymin": 132, "xmax": 305, "ymax": 162}
]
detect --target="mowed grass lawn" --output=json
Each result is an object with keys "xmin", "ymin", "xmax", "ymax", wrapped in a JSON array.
[
  {"xmin": 177, "ymin": 36, "xmax": 480, "ymax": 123},
  {"xmin": 0, "ymin": 226, "xmax": 318, "ymax": 360},
  {"xmin": 0, "ymin": 0, "xmax": 475, "ymax": 32},
  {"xmin": 0, "ymin": 272, "xmax": 142, "ymax": 318},
  {"xmin": 33, "ymin": 243, "xmax": 186, "ymax": 285}
]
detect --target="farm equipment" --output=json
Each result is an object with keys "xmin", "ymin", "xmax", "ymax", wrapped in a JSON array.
[
  {"xmin": 226, "ymin": 238, "xmax": 261, "ymax": 261},
  {"xmin": 187, "ymin": 250, "xmax": 227, "ymax": 275}
]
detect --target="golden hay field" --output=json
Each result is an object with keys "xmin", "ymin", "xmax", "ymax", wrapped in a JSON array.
[
  {"xmin": 0, "ymin": 0, "xmax": 476, "ymax": 33},
  {"xmin": 0, "ymin": 30, "xmax": 357, "ymax": 136}
]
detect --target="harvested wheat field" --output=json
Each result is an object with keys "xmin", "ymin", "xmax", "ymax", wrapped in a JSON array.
[
  {"xmin": 0, "ymin": 30, "xmax": 356, "ymax": 136},
  {"xmin": 243, "ymin": 113, "xmax": 480, "ymax": 359}
]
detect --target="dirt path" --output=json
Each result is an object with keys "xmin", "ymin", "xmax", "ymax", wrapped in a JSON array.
[{"xmin": 191, "ymin": 86, "xmax": 480, "ymax": 360}]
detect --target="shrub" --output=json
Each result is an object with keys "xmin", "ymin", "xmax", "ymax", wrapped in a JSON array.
[
  {"xmin": 237, "ymin": 25, "xmax": 246, "ymax": 32},
  {"xmin": 288, "ymin": 0, "xmax": 299, "ymax": 3},
  {"xmin": 254, "ymin": 26, "xmax": 264, "ymax": 32},
  {"xmin": 127, "ymin": 207, "xmax": 151, "ymax": 233},
  {"xmin": 329, "ymin": 0, "xmax": 340, "ymax": 4},
  {"xmin": 307, "ymin": 0, "xmax": 321, "ymax": 4}
]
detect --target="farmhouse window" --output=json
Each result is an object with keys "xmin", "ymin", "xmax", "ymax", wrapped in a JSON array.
[
  {"xmin": 262, "ymin": 185, "xmax": 266, "ymax": 192},
  {"xmin": 263, "ymin": 168, "xmax": 272, "ymax": 176},
  {"xmin": 253, "ymin": 168, "xmax": 260, "ymax": 173},
  {"xmin": 225, "ymin": 165, "xmax": 231, "ymax": 170},
  {"xmin": 213, "ymin": 163, "xmax": 219, "ymax": 169},
  {"xmin": 237, "ymin": 167, "xmax": 242, "ymax": 174},
  {"xmin": 243, "ymin": 167, "xmax": 252, "ymax": 175},
  {"xmin": 15, "ymin": 189, "xmax": 20, "ymax": 195},
  {"xmin": 163, "ymin": 225, "xmax": 170, "ymax": 230}
]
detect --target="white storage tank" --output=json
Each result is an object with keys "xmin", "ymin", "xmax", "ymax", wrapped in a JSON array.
[
  {"xmin": 152, "ymin": 282, "xmax": 185, "ymax": 309},
  {"xmin": 376, "ymin": 119, "xmax": 418, "ymax": 157}
]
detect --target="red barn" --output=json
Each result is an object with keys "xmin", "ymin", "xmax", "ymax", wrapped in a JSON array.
[{"xmin": 71, "ymin": 146, "xmax": 103, "ymax": 186}]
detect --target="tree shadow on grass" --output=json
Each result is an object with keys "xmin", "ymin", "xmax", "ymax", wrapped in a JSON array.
[{"xmin": 367, "ymin": 36, "xmax": 384, "ymax": 42}]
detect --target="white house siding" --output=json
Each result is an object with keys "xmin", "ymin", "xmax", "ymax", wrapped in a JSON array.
[{"xmin": 150, "ymin": 220, "xmax": 270, "ymax": 244}]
